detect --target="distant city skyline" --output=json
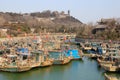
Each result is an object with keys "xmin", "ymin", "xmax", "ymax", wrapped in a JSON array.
[{"xmin": 0, "ymin": 0, "xmax": 120, "ymax": 23}]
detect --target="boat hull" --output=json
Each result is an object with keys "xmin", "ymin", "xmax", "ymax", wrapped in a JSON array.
[
  {"xmin": 0, "ymin": 66, "xmax": 31, "ymax": 72},
  {"xmin": 40, "ymin": 61, "xmax": 53, "ymax": 67},
  {"xmin": 53, "ymin": 57, "xmax": 71, "ymax": 65}
]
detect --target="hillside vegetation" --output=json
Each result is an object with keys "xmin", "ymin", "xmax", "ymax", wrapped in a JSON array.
[
  {"xmin": 0, "ymin": 11, "xmax": 82, "ymax": 35},
  {"xmin": 0, "ymin": 11, "xmax": 120, "ymax": 40}
]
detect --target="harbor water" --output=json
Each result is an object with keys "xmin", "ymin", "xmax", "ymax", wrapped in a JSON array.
[{"xmin": 0, "ymin": 57, "xmax": 105, "ymax": 80}]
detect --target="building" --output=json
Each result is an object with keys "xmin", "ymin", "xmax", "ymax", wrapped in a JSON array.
[
  {"xmin": 0, "ymin": 28, "xmax": 8, "ymax": 37},
  {"xmin": 92, "ymin": 25, "xmax": 106, "ymax": 34}
]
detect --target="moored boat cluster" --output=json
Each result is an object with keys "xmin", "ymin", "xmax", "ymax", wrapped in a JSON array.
[
  {"xmin": 79, "ymin": 39, "xmax": 120, "ymax": 80},
  {"xmin": 1, "ymin": 35, "xmax": 120, "ymax": 80},
  {"xmin": 0, "ymin": 35, "xmax": 82, "ymax": 72}
]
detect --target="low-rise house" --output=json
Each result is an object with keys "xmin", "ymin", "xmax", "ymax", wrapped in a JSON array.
[
  {"xmin": 92, "ymin": 25, "xmax": 106, "ymax": 34},
  {"xmin": 0, "ymin": 28, "xmax": 8, "ymax": 37}
]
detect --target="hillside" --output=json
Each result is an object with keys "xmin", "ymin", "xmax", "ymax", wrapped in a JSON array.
[
  {"xmin": 76, "ymin": 18, "xmax": 120, "ymax": 40},
  {"xmin": 0, "ymin": 11, "xmax": 83, "ymax": 36}
]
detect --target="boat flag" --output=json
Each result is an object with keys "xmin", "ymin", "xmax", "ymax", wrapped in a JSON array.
[
  {"xmin": 17, "ymin": 28, "xmax": 21, "ymax": 32},
  {"xmin": 7, "ymin": 34, "xmax": 11, "ymax": 39},
  {"xmin": 64, "ymin": 36, "xmax": 66, "ymax": 41},
  {"xmin": 109, "ymin": 40, "xmax": 112, "ymax": 43},
  {"xmin": 24, "ymin": 33, "xmax": 27, "ymax": 37},
  {"xmin": 7, "ymin": 34, "xmax": 12, "ymax": 40},
  {"xmin": 46, "ymin": 34, "xmax": 48, "ymax": 40},
  {"xmin": 33, "ymin": 35, "xmax": 37, "ymax": 40}
]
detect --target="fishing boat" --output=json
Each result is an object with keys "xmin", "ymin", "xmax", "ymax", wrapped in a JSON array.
[
  {"xmin": 87, "ymin": 42, "xmax": 107, "ymax": 59},
  {"xmin": 83, "ymin": 42, "xmax": 92, "ymax": 51},
  {"xmin": 96, "ymin": 46, "xmax": 107, "ymax": 55},
  {"xmin": 97, "ymin": 57, "xmax": 115, "ymax": 67},
  {"xmin": 40, "ymin": 53, "xmax": 54, "ymax": 67},
  {"xmin": 105, "ymin": 73, "xmax": 119, "ymax": 80},
  {"xmin": 101, "ymin": 50, "xmax": 120, "ymax": 72},
  {"xmin": 64, "ymin": 44, "xmax": 82, "ymax": 60},
  {"xmin": 100, "ymin": 48, "xmax": 120, "ymax": 72},
  {"xmin": 105, "ymin": 48, "xmax": 119, "ymax": 59},
  {"xmin": 0, "ymin": 54, "xmax": 32, "ymax": 72},
  {"xmin": 67, "ymin": 49, "xmax": 81, "ymax": 60},
  {"xmin": 97, "ymin": 48, "xmax": 118, "ymax": 66},
  {"xmin": 40, "ymin": 58, "xmax": 53, "ymax": 67},
  {"xmin": 91, "ymin": 42, "xmax": 101, "ymax": 51},
  {"xmin": 101, "ymin": 57, "xmax": 120, "ymax": 72},
  {"xmin": 53, "ymin": 56, "xmax": 71, "ymax": 65},
  {"xmin": 32, "ymin": 50, "xmax": 54, "ymax": 67},
  {"xmin": 52, "ymin": 51, "xmax": 71, "ymax": 65},
  {"xmin": 107, "ymin": 48, "xmax": 119, "ymax": 57}
]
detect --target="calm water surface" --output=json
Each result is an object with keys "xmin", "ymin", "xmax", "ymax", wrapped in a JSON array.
[{"xmin": 0, "ymin": 57, "xmax": 105, "ymax": 80}]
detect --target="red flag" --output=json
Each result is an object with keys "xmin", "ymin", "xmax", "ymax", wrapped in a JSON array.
[
  {"xmin": 7, "ymin": 35, "xmax": 13, "ymax": 40},
  {"xmin": 7, "ymin": 35, "xmax": 11, "ymax": 39},
  {"xmin": 24, "ymin": 33, "xmax": 27, "ymax": 37},
  {"xmin": 64, "ymin": 36, "xmax": 66, "ymax": 41},
  {"xmin": 109, "ymin": 40, "xmax": 112, "ymax": 43},
  {"xmin": 33, "ymin": 35, "xmax": 37, "ymax": 40},
  {"xmin": 17, "ymin": 28, "xmax": 21, "ymax": 32},
  {"xmin": 46, "ymin": 35, "xmax": 48, "ymax": 39},
  {"xmin": 46, "ymin": 32, "xmax": 50, "ymax": 39}
]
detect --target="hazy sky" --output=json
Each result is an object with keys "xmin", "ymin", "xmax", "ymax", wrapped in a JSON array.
[{"xmin": 0, "ymin": 0, "xmax": 120, "ymax": 23}]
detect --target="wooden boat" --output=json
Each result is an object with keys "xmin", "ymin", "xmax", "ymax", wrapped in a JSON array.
[
  {"xmin": 99, "ymin": 48, "xmax": 119, "ymax": 60},
  {"xmin": 105, "ymin": 73, "xmax": 119, "ymax": 80},
  {"xmin": 0, "ymin": 54, "xmax": 32, "ymax": 72},
  {"xmin": 106, "ymin": 48, "xmax": 120, "ymax": 57},
  {"xmin": 101, "ymin": 62, "xmax": 120, "ymax": 72},
  {"xmin": 53, "ymin": 52, "xmax": 72, "ymax": 65},
  {"xmin": 100, "ymin": 56, "xmax": 120, "ymax": 72},
  {"xmin": 97, "ymin": 57, "xmax": 115, "ymax": 67},
  {"xmin": 31, "ymin": 50, "xmax": 44, "ymax": 68},
  {"xmin": 53, "ymin": 56, "xmax": 71, "ymax": 65},
  {"xmin": 0, "ymin": 64, "xmax": 31, "ymax": 72},
  {"xmin": 40, "ymin": 58, "xmax": 54, "ymax": 67},
  {"xmin": 61, "ymin": 57, "xmax": 71, "ymax": 64},
  {"xmin": 89, "ymin": 54, "xmax": 97, "ymax": 59},
  {"xmin": 91, "ymin": 42, "xmax": 101, "ymax": 51},
  {"xmin": 40, "ymin": 51, "xmax": 54, "ymax": 67},
  {"xmin": 83, "ymin": 42, "xmax": 92, "ymax": 51},
  {"xmin": 32, "ymin": 50, "xmax": 54, "ymax": 67}
]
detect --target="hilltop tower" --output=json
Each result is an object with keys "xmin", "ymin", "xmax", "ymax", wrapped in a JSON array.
[{"xmin": 68, "ymin": 10, "xmax": 70, "ymax": 16}]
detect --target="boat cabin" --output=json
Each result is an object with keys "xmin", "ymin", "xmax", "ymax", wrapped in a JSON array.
[
  {"xmin": 107, "ymin": 49, "xmax": 119, "ymax": 57},
  {"xmin": 31, "ymin": 50, "xmax": 44, "ymax": 63},
  {"xmin": 6, "ymin": 55, "xmax": 17, "ymax": 66}
]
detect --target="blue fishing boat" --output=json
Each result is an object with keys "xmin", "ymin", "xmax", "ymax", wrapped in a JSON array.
[{"xmin": 67, "ymin": 49, "xmax": 81, "ymax": 60}]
